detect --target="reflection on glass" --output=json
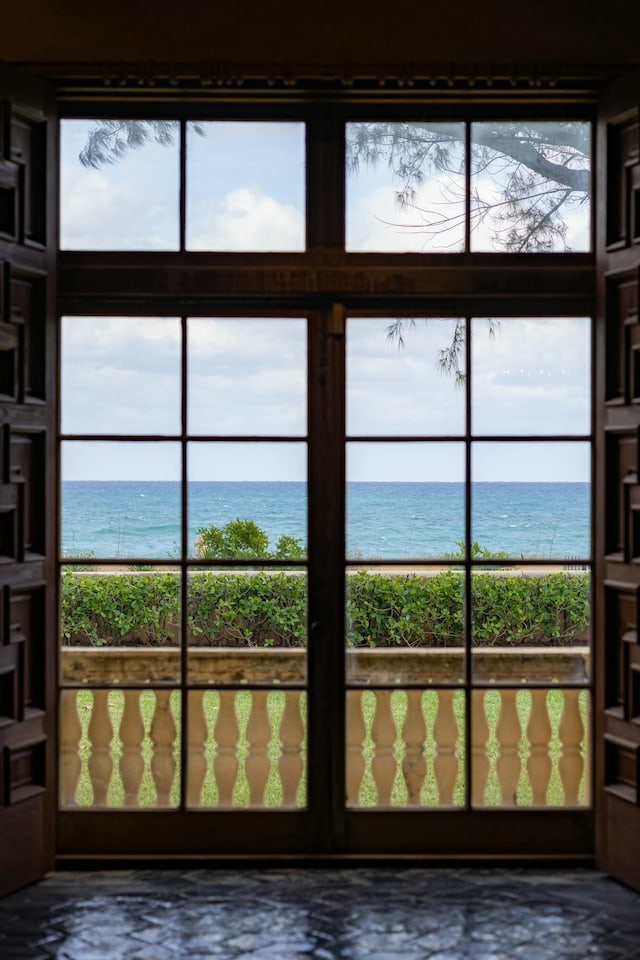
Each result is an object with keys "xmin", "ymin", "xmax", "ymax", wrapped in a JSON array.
[
  {"xmin": 186, "ymin": 122, "xmax": 305, "ymax": 251},
  {"xmin": 61, "ymin": 316, "xmax": 181, "ymax": 435},
  {"xmin": 346, "ymin": 122, "xmax": 466, "ymax": 252},
  {"xmin": 471, "ymin": 442, "xmax": 591, "ymax": 560},
  {"xmin": 346, "ymin": 688, "xmax": 465, "ymax": 807},
  {"xmin": 471, "ymin": 317, "xmax": 591, "ymax": 436},
  {"xmin": 188, "ymin": 442, "xmax": 307, "ymax": 559},
  {"xmin": 60, "ymin": 566, "xmax": 181, "ymax": 684},
  {"xmin": 471, "ymin": 689, "xmax": 589, "ymax": 807},
  {"xmin": 188, "ymin": 568, "xmax": 307, "ymax": 685},
  {"xmin": 60, "ymin": 119, "xmax": 180, "ymax": 250},
  {"xmin": 346, "ymin": 443, "xmax": 465, "ymax": 560},
  {"xmin": 61, "ymin": 441, "xmax": 181, "ymax": 560},
  {"xmin": 347, "ymin": 318, "xmax": 465, "ymax": 436},
  {"xmin": 346, "ymin": 565, "xmax": 464, "ymax": 684},
  {"xmin": 188, "ymin": 318, "xmax": 306, "ymax": 435},
  {"xmin": 186, "ymin": 689, "xmax": 307, "ymax": 808},
  {"xmin": 470, "ymin": 121, "xmax": 591, "ymax": 252},
  {"xmin": 59, "ymin": 688, "xmax": 181, "ymax": 808},
  {"xmin": 471, "ymin": 570, "xmax": 590, "ymax": 682}
]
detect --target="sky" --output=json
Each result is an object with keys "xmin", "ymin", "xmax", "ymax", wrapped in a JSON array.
[{"xmin": 59, "ymin": 120, "xmax": 592, "ymax": 483}]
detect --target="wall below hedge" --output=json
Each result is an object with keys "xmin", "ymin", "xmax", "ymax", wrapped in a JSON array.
[{"xmin": 61, "ymin": 570, "xmax": 590, "ymax": 649}]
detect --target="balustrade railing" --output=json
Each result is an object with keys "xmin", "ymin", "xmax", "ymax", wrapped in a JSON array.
[{"xmin": 60, "ymin": 646, "xmax": 590, "ymax": 810}]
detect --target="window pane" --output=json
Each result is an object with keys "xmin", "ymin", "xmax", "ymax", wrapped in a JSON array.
[
  {"xmin": 470, "ymin": 121, "xmax": 591, "ymax": 252},
  {"xmin": 60, "ymin": 568, "xmax": 181, "ymax": 686},
  {"xmin": 346, "ymin": 688, "xmax": 465, "ymax": 808},
  {"xmin": 188, "ymin": 318, "xmax": 306, "ymax": 435},
  {"xmin": 471, "ymin": 689, "xmax": 589, "ymax": 808},
  {"xmin": 62, "ymin": 317, "xmax": 181, "ymax": 435},
  {"xmin": 471, "ymin": 569, "xmax": 590, "ymax": 683},
  {"xmin": 346, "ymin": 122, "xmax": 465, "ymax": 252},
  {"xmin": 60, "ymin": 120, "xmax": 179, "ymax": 250},
  {"xmin": 347, "ymin": 443, "xmax": 465, "ymax": 560},
  {"xmin": 61, "ymin": 441, "xmax": 181, "ymax": 560},
  {"xmin": 186, "ymin": 689, "xmax": 307, "ymax": 809},
  {"xmin": 187, "ymin": 442, "xmax": 307, "ymax": 559},
  {"xmin": 188, "ymin": 568, "xmax": 307, "ymax": 686},
  {"xmin": 59, "ymin": 689, "xmax": 181, "ymax": 808},
  {"xmin": 471, "ymin": 317, "xmax": 591, "ymax": 436},
  {"xmin": 346, "ymin": 566, "xmax": 465, "ymax": 685},
  {"xmin": 186, "ymin": 122, "xmax": 305, "ymax": 251},
  {"xmin": 347, "ymin": 318, "xmax": 465, "ymax": 436},
  {"xmin": 471, "ymin": 442, "xmax": 591, "ymax": 560}
]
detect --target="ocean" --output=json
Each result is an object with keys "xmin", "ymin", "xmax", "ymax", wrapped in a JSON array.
[{"xmin": 61, "ymin": 481, "xmax": 591, "ymax": 561}]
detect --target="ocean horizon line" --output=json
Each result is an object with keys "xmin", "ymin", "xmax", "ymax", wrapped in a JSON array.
[{"xmin": 63, "ymin": 479, "xmax": 589, "ymax": 485}]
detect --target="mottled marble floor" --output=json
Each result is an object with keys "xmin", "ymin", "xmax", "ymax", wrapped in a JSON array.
[{"xmin": 1, "ymin": 868, "xmax": 639, "ymax": 960}]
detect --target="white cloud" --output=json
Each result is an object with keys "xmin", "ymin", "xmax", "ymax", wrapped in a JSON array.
[{"xmin": 187, "ymin": 187, "xmax": 304, "ymax": 251}]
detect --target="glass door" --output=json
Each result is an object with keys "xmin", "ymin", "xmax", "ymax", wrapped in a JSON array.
[
  {"xmin": 58, "ymin": 312, "xmax": 314, "ymax": 852},
  {"xmin": 343, "ymin": 314, "xmax": 593, "ymax": 854}
]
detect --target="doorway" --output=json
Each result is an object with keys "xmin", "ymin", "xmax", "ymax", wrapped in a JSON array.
[{"xmin": 55, "ymin": 105, "xmax": 596, "ymax": 859}]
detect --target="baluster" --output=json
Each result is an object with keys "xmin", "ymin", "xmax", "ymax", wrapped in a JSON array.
[
  {"xmin": 60, "ymin": 690, "xmax": 82, "ymax": 807},
  {"xmin": 279, "ymin": 692, "xmax": 304, "ymax": 807},
  {"xmin": 559, "ymin": 689, "xmax": 585, "ymax": 805},
  {"xmin": 527, "ymin": 690, "xmax": 552, "ymax": 805},
  {"xmin": 245, "ymin": 691, "xmax": 271, "ymax": 806},
  {"xmin": 119, "ymin": 690, "xmax": 145, "ymax": 807},
  {"xmin": 402, "ymin": 690, "xmax": 426, "ymax": 805},
  {"xmin": 346, "ymin": 690, "xmax": 366, "ymax": 806},
  {"xmin": 433, "ymin": 690, "xmax": 459, "ymax": 805},
  {"xmin": 581, "ymin": 692, "xmax": 591, "ymax": 806},
  {"xmin": 471, "ymin": 691, "xmax": 489, "ymax": 807},
  {"xmin": 87, "ymin": 690, "xmax": 113, "ymax": 807},
  {"xmin": 187, "ymin": 690, "xmax": 207, "ymax": 807},
  {"xmin": 214, "ymin": 691, "xmax": 239, "ymax": 806},
  {"xmin": 496, "ymin": 690, "xmax": 522, "ymax": 806},
  {"xmin": 150, "ymin": 690, "xmax": 177, "ymax": 806},
  {"xmin": 371, "ymin": 690, "xmax": 397, "ymax": 806}
]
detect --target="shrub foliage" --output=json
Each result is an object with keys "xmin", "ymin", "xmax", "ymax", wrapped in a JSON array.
[{"xmin": 61, "ymin": 570, "xmax": 589, "ymax": 649}]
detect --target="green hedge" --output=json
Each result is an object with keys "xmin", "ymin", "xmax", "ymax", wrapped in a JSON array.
[{"xmin": 60, "ymin": 569, "xmax": 590, "ymax": 649}]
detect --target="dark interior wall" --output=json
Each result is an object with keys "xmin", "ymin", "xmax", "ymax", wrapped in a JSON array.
[{"xmin": 2, "ymin": 0, "xmax": 640, "ymax": 67}]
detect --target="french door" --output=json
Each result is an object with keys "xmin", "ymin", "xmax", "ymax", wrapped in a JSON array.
[{"xmin": 56, "ymin": 310, "xmax": 594, "ymax": 861}]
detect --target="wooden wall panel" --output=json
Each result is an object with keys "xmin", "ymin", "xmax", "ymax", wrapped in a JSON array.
[
  {"xmin": 0, "ymin": 64, "xmax": 55, "ymax": 897},
  {"xmin": 598, "ymin": 71, "xmax": 640, "ymax": 890}
]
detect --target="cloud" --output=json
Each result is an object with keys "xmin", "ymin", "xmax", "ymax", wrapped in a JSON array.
[
  {"xmin": 62, "ymin": 316, "xmax": 308, "ymax": 444},
  {"xmin": 187, "ymin": 187, "xmax": 304, "ymax": 251}
]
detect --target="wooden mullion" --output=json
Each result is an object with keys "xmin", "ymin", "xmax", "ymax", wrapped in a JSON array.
[
  {"xmin": 305, "ymin": 104, "xmax": 345, "ymax": 251},
  {"xmin": 307, "ymin": 305, "xmax": 346, "ymax": 851}
]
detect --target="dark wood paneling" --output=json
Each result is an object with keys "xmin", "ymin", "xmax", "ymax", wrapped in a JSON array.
[
  {"xmin": 597, "ymin": 69, "xmax": 640, "ymax": 891},
  {"xmin": 0, "ymin": 63, "xmax": 55, "ymax": 899}
]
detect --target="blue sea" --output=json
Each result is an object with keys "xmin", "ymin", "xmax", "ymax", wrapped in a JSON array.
[{"xmin": 61, "ymin": 481, "xmax": 591, "ymax": 561}]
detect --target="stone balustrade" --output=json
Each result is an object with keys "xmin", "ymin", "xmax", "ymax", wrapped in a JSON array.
[{"xmin": 60, "ymin": 646, "xmax": 590, "ymax": 810}]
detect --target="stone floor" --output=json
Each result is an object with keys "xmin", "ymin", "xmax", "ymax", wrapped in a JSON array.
[{"xmin": 1, "ymin": 868, "xmax": 640, "ymax": 959}]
